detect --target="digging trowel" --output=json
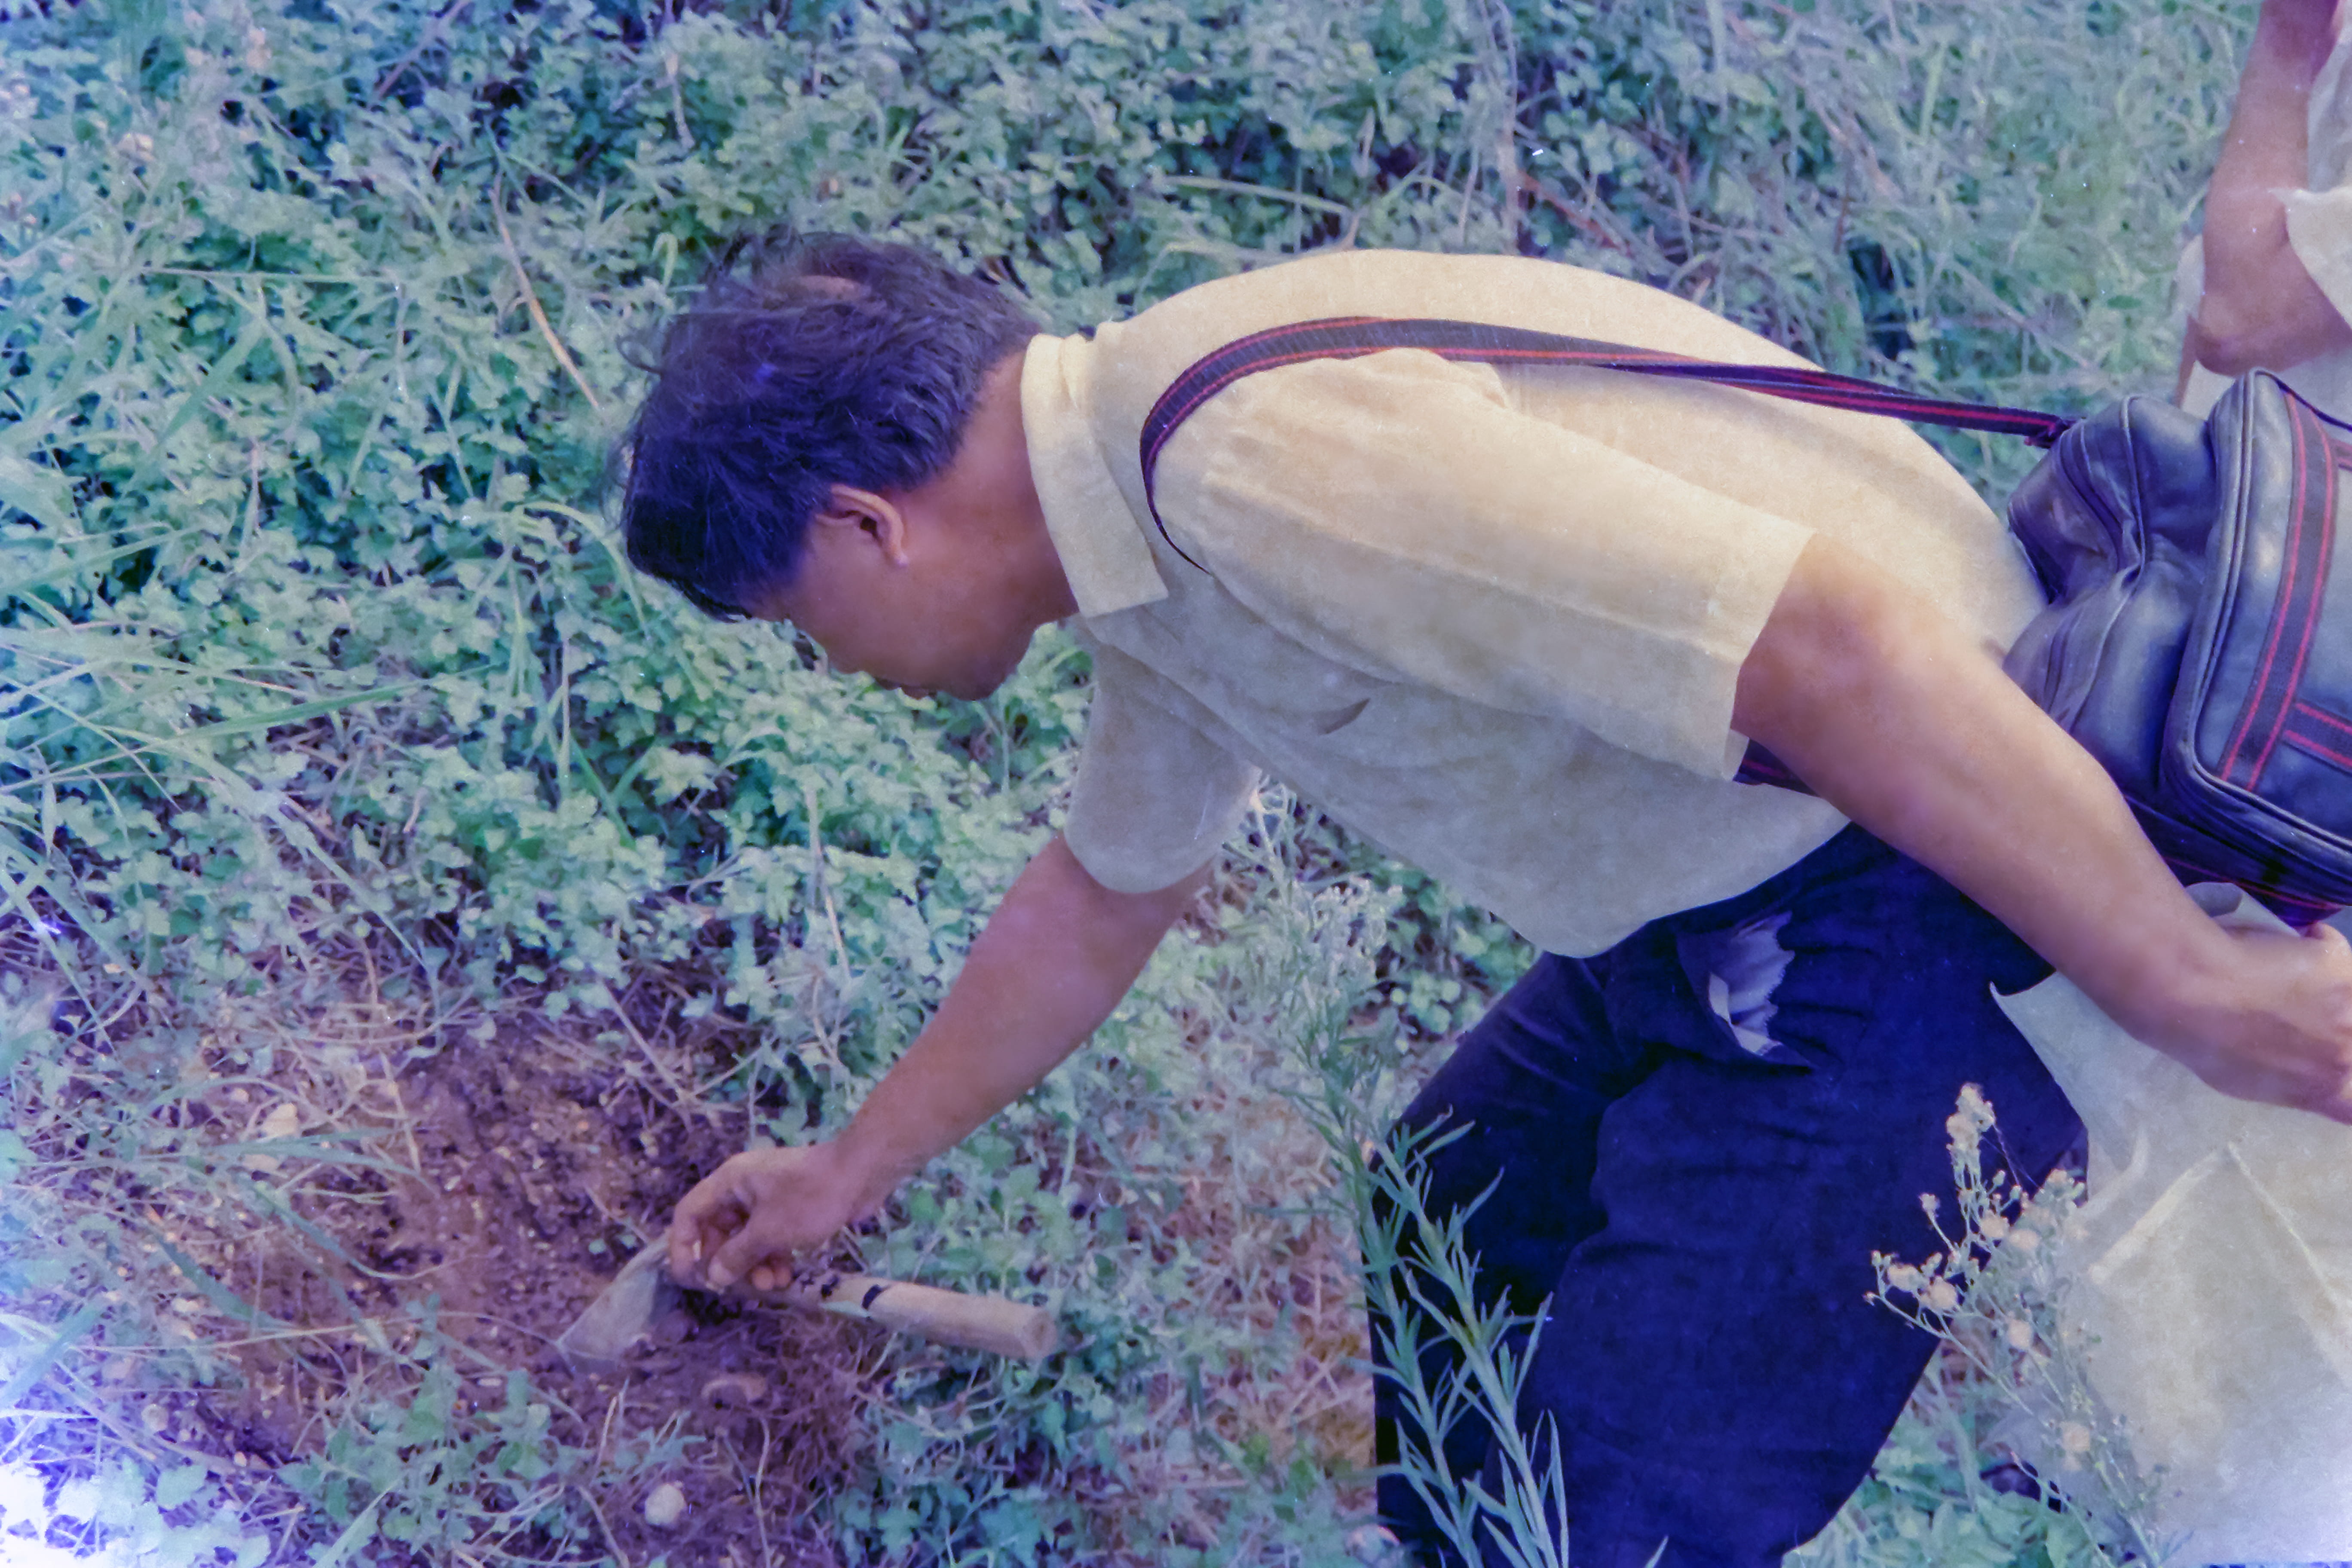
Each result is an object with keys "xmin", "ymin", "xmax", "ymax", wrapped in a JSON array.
[{"xmin": 555, "ymin": 1240, "xmax": 1062, "ymax": 1369}]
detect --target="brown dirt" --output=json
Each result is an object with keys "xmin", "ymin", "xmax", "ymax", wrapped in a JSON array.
[
  {"xmin": 373, "ymin": 1026, "xmax": 879, "ymax": 1566},
  {"xmin": 159, "ymin": 984, "xmax": 891, "ymax": 1567},
  {"xmin": 18, "ymin": 928, "xmax": 1393, "ymax": 1565}
]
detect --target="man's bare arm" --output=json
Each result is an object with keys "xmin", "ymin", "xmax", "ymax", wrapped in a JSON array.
[
  {"xmin": 1733, "ymin": 533, "xmax": 2352, "ymax": 1123},
  {"xmin": 2193, "ymin": 0, "xmax": 2352, "ymax": 377},
  {"xmin": 670, "ymin": 834, "xmax": 1205, "ymax": 1289}
]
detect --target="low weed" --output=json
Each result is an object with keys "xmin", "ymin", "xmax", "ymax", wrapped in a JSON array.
[{"xmin": 1807, "ymin": 1090, "xmax": 2168, "ymax": 1568}]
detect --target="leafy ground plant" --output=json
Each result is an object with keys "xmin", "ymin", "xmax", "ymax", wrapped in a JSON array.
[{"xmin": 1, "ymin": 0, "xmax": 2257, "ymax": 1561}]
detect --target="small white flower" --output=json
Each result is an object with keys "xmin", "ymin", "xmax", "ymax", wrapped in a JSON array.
[
  {"xmin": 2008, "ymin": 1225, "xmax": 2041, "ymax": 1253},
  {"xmin": 1945, "ymin": 1085, "xmax": 1996, "ymax": 1142},
  {"xmin": 1884, "ymin": 1263, "xmax": 1926, "ymax": 1294},
  {"xmin": 115, "ymin": 132, "xmax": 154, "ymax": 163},
  {"xmin": 1921, "ymin": 1280, "xmax": 1960, "ymax": 1314},
  {"xmin": 2059, "ymin": 1421, "xmax": 2093, "ymax": 1455},
  {"xmin": 2005, "ymin": 1317, "xmax": 2035, "ymax": 1351},
  {"xmin": 245, "ymin": 26, "xmax": 271, "ymax": 73},
  {"xmin": 1978, "ymin": 1211, "xmax": 2011, "ymax": 1242}
]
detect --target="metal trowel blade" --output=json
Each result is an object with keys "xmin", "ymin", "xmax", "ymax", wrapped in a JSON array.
[{"xmin": 554, "ymin": 1241, "xmax": 680, "ymax": 1369}]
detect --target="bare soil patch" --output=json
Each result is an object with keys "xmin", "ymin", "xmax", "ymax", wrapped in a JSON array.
[
  {"xmin": 151, "ymin": 984, "xmax": 888, "ymax": 1567},
  {"xmin": 376, "ymin": 1027, "xmax": 879, "ymax": 1565},
  {"xmin": 16, "ymin": 935, "xmax": 1392, "ymax": 1564}
]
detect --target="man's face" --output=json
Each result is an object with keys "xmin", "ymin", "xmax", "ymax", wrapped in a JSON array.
[
  {"xmin": 743, "ymin": 355, "xmax": 1071, "ymax": 702},
  {"xmin": 749, "ymin": 511, "xmax": 1039, "ymax": 702}
]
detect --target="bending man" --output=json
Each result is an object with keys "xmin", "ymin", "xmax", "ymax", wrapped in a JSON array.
[{"xmin": 620, "ymin": 234, "xmax": 2352, "ymax": 1568}]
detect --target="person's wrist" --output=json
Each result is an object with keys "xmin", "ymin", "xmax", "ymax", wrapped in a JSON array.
[
  {"xmin": 818, "ymin": 1128, "xmax": 905, "ymax": 1224},
  {"xmin": 2089, "ymin": 905, "xmax": 2244, "ymax": 1058}
]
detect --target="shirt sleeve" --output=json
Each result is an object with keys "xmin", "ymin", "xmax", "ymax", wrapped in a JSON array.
[
  {"xmin": 2284, "ymin": 31, "xmax": 2352, "ymax": 326},
  {"xmin": 1063, "ymin": 638, "xmax": 1262, "ymax": 894},
  {"xmin": 1159, "ymin": 348, "xmax": 1817, "ymax": 778},
  {"xmin": 2281, "ymin": 34, "xmax": 2352, "ymax": 334},
  {"xmin": 2285, "ymin": 187, "xmax": 2352, "ymax": 329}
]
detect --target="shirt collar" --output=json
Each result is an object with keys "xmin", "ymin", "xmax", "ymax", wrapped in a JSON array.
[{"xmin": 1020, "ymin": 332, "xmax": 1170, "ymax": 619}]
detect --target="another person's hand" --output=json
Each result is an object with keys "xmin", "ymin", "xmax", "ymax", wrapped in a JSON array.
[
  {"xmin": 2134, "ymin": 919, "xmax": 2352, "ymax": 1125},
  {"xmin": 667, "ymin": 1141, "xmax": 867, "ymax": 1292},
  {"xmin": 2182, "ymin": 0, "xmax": 2352, "ymax": 386}
]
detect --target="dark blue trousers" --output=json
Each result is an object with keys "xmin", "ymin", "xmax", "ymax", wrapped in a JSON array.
[{"xmin": 1373, "ymin": 826, "xmax": 2083, "ymax": 1568}]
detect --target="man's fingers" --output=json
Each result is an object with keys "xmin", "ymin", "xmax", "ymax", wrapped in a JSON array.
[
  {"xmin": 2296, "ymin": 1066, "xmax": 2352, "ymax": 1125},
  {"xmin": 2199, "ymin": 1052, "xmax": 2352, "ymax": 1125},
  {"xmin": 662, "ymin": 1145, "xmax": 850, "ymax": 1291},
  {"xmin": 671, "ymin": 1170, "xmax": 735, "ymax": 1232},
  {"xmin": 665, "ymin": 1222, "xmax": 699, "ymax": 1283},
  {"xmin": 669, "ymin": 1165, "xmax": 758, "ymax": 1283},
  {"xmin": 707, "ymin": 1246, "xmax": 766, "ymax": 1292},
  {"xmin": 705, "ymin": 1219, "xmax": 784, "ymax": 1292}
]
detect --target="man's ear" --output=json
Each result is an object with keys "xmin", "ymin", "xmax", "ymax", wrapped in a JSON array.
[{"xmin": 812, "ymin": 484, "xmax": 912, "ymax": 567}]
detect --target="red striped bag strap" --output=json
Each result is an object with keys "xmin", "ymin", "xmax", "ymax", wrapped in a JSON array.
[
  {"xmin": 1133, "ymin": 315, "xmax": 2075, "ymax": 797},
  {"xmin": 1136, "ymin": 315, "xmax": 2074, "ymax": 573}
]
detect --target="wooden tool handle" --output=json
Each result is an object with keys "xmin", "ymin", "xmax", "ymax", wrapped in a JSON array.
[{"xmin": 777, "ymin": 1273, "xmax": 1061, "ymax": 1360}]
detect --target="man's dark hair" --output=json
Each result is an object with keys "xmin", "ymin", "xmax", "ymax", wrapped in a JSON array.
[{"xmin": 616, "ymin": 229, "xmax": 1039, "ymax": 618}]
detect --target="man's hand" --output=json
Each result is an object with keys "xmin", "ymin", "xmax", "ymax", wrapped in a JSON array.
[
  {"xmin": 663, "ymin": 834, "xmax": 1204, "ymax": 1295},
  {"xmin": 670, "ymin": 1142, "xmax": 865, "ymax": 1292},
  {"xmin": 1734, "ymin": 533, "xmax": 2352, "ymax": 1124},
  {"xmin": 2152, "ymin": 922, "xmax": 2352, "ymax": 1119}
]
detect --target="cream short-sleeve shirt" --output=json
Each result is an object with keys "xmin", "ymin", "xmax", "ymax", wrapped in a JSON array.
[{"xmin": 1028, "ymin": 250, "xmax": 2045, "ymax": 956}]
